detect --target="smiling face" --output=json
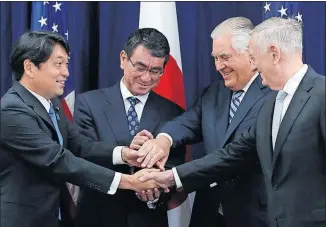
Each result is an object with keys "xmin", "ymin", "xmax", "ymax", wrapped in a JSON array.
[
  {"xmin": 248, "ymin": 35, "xmax": 281, "ymax": 90},
  {"xmin": 120, "ymin": 45, "xmax": 165, "ymax": 96},
  {"xmin": 212, "ymin": 35, "xmax": 254, "ymax": 91},
  {"xmin": 26, "ymin": 44, "xmax": 69, "ymax": 99}
]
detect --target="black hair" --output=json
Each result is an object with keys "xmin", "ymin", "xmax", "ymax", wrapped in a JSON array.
[
  {"xmin": 10, "ymin": 31, "xmax": 69, "ymax": 81},
  {"xmin": 123, "ymin": 28, "xmax": 170, "ymax": 65}
]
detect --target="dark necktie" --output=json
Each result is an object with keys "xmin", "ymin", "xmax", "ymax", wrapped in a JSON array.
[{"xmin": 126, "ymin": 97, "xmax": 140, "ymax": 136}]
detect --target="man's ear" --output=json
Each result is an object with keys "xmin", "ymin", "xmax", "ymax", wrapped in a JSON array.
[
  {"xmin": 23, "ymin": 59, "xmax": 35, "ymax": 78},
  {"xmin": 249, "ymin": 59, "xmax": 257, "ymax": 72},
  {"xmin": 120, "ymin": 50, "xmax": 127, "ymax": 70},
  {"xmin": 247, "ymin": 54, "xmax": 257, "ymax": 72},
  {"xmin": 268, "ymin": 44, "xmax": 281, "ymax": 64}
]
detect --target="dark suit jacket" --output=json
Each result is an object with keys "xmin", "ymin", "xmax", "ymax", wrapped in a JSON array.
[
  {"xmin": 160, "ymin": 75, "xmax": 271, "ymax": 227},
  {"xmin": 0, "ymin": 82, "xmax": 118, "ymax": 227},
  {"xmin": 73, "ymin": 82, "xmax": 186, "ymax": 227},
  {"xmin": 175, "ymin": 67, "xmax": 326, "ymax": 227}
]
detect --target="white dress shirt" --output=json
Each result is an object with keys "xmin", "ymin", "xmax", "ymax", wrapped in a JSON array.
[
  {"xmin": 172, "ymin": 65, "xmax": 308, "ymax": 189},
  {"xmin": 110, "ymin": 79, "xmax": 159, "ymax": 207},
  {"xmin": 24, "ymin": 87, "xmax": 118, "ymax": 195},
  {"xmin": 109, "ymin": 79, "xmax": 151, "ymax": 197},
  {"xmin": 112, "ymin": 78, "xmax": 149, "ymax": 165},
  {"xmin": 276, "ymin": 64, "xmax": 308, "ymax": 121}
]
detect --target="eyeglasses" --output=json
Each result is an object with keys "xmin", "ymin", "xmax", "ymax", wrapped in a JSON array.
[{"xmin": 129, "ymin": 58, "xmax": 164, "ymax": 77}]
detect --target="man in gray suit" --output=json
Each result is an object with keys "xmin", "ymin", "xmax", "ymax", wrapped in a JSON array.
[{"xmin": 138, "ymin": 17, "xmax": 326, "ymax": 227}]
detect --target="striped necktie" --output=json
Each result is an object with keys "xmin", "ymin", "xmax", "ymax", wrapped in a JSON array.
[{"xmin": 229, "ymin": 90, "xmax": 244, "ymax": 123}]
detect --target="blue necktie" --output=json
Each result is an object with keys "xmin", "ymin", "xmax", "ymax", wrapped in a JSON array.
[
  {"xmin": 49, "ymin": 104, "xmax": 63, "ymax": 146},
  {"xmin": 126, "ymin": 97, "xmax": 140, "ymax": 136},
  {"xmin": 229, "ymin": 90, "xmax": 244, "ymax": 123},
  {"xmin": 48, "ymin": 103, "xmax": 63, "ymax": 220},
  {"xmin": 272, "ymin": 90, "xmax": 287, "ymax": 150}
]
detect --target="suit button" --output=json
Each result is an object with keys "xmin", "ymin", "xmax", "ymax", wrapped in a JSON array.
[{"xmin": 273, "ymin": 185, "xmax": 278, "ymax": 190}]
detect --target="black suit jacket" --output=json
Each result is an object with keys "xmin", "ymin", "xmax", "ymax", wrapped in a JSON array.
[
  {"xmin": 175, "ymin": 67, "xmax": 326, "ymax": 227},
  {"xmin": 160, "ymin": 75, "xmax": 271, "ymax": 227},
  {"xmin": 0, "ymin": 82, "xmax": 120, "ymax": 227},
  {"xmin": 73, "ymin": 82, "xmax": 186, "ymax": 227}
]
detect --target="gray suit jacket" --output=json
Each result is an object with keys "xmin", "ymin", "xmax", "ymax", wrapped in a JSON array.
[{"xmin": 176, "ymin": 67, "xmax": 326, "ymax": 227}]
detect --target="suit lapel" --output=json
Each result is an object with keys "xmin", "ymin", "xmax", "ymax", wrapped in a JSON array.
[
  {"xmin": 138, "ymin": 92, "xmax": 161, "ymax": 134},
  {"xmin": 13, "ymin": 82, "xmax": 56, "ymax": 132},
  {"xmin": 262, "ymin": 92, "xmax": 277, "ymax": 172},
  {"xmin": 214, "ymin": 85, "xmax": 231, "ymax": 147},
  {"xmin": 223, "ymin": 76, "xmax": 267, "ymax": 145},
  {"xmin": 272, "ymin": 71, "xmax": 314, "ymax": 168},
  {"xmin": 103, "ymin": 83, "xmax": 132, "ymax": 143}
]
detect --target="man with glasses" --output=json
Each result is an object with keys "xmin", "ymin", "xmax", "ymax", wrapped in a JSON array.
[{"xmin": 73, "ymin": 28, "xmax": 186, "ymax": 227}]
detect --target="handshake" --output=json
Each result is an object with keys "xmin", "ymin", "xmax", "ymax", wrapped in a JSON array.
[{"xmin": 118, "ymin": 130, "xmax": 177, "ymax": 199}]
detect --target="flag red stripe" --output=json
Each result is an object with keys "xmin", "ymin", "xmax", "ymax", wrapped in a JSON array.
[
  {"xmin": 61, "ymin": 99, "xmax": 73, "ymax": 121},
  {"xmin": 154, "ymin": 54, "xmax": 192, "ymax": 210},
  {"xmin": 154, "ymin": 54, "xmax": 193, "ymax": 161},
  {"xmin": 153, "ymin": 54, "xmax": 186, "ymax": 109}
]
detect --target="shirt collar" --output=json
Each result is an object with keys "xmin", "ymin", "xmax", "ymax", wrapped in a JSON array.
[
  {"xmin": 282, "ymin": 64, "xmax": 308, "ymax": 96},
  {"xmin": 120, "ymin": 78, "xmax": 149, "ymax": 104},
  {"xmin": 239, "ymin": 72, "xmax": 259, "ymax": 93},
  {"xmin": 24, "ymin": 87, "xmax": 51, "ymax": 113}
]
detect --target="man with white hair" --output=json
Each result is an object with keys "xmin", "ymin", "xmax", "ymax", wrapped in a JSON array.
[
  {"xmin": 136, "ymin": 17, "xmax": 271, "ymax": 227},
  {"xmin": 139, "ymin": 17, "xmax": 326, "ymax": 227}
]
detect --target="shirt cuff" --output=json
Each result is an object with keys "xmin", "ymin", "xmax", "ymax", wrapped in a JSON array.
[
  {"xmin": 172, "ymin": 167, "xmax": 183, "ymax": 189},
  {"xmin": 156, "ymin": 133, "xmax": 173, "ymax": 146},
  {"xmin": 210, "ymin": 182, "xmax": 217, "ymax": 188},
  {"xmin": 107, "ymin": 172, "xmax": 121, "ymax": 195},
  {"xmin": 147, "ymin": 197, "xmax": 159, "ymax": 209},
  {"xmin": 113, "ymin": 146, "xmax": 126, "ymax": 165}
]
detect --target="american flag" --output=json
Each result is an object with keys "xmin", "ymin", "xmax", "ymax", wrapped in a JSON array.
[
  {"xmin": 263, "ymin": 1, "xmax": 302, "ymax": 22},
  {"xmin": 262, "ymin": 1, "xmax": 306, "ymax": 61},
  {"xmin": 31, "ymin": 1, "xmax": 75, "ymax": 121},
  {"xmin": 31, "ymin": 1, "xmax": 78, "ymax": 213}
]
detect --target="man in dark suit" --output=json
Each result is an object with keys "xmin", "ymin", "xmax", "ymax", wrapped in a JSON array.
[
  {"xmin": 188, "ymin": 17, "xmax": 270, "ymax": 227},
  {"xmin": 0, "ymin": 31, "xmax": 159, "ymax": 227},
  {"xmin": 139, "ymin": 17, "xmax": 326, "ymax": 227},
  {"xmin": 136, "ymin": 17, "xmax": 271, "ymax": 227},
  {"xmin": 73, "ymin": 28, "xmax": 185, "ymax": 227}
]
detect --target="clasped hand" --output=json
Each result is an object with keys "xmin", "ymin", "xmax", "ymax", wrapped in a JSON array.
[
  {"xmin": 122, "ymin": 130, "xmax": 174, "ymax": 201},
  {"xmin": 129, "ymin": 167, "xmax": 175, "ymax": 202},
  {"xmin": 122, "ymin": 129, "xmax": 171, "ymax": 170}
]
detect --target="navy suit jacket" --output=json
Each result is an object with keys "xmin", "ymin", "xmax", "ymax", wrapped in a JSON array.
[
  {"xmin": 176, "ymin": 67, "xmax": 326, "ymax": 227},
  {"xmin": 73, "ymin": 82, "xmax": 186, "ymax": 227},
  {"xmin": 160, "ymin": 75, "xmax": 272, "ymax": 227}
]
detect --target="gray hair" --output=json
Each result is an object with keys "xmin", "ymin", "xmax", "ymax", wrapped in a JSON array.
[
  {"xmin": 211, "ymin": 17, "xmax": 254, "ymax": 53},
  {"xmin": 252, "ymin": 17, "xmax": 303, "ymax": 54}
]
